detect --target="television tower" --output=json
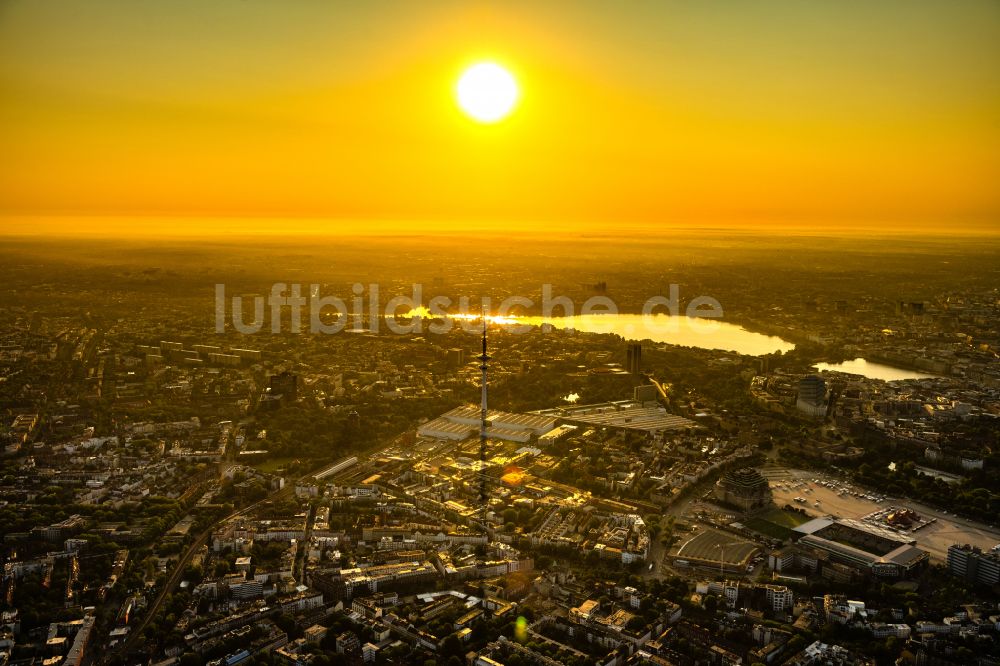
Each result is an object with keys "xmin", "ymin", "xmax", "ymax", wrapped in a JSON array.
[{"xmin": 478, "ymin": 314, "xmax": 491, "ymax": 544}]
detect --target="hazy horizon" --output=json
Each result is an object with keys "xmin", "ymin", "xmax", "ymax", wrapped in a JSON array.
[{"xmin": 2, "ymin": 214, "xmax": 999, "ymax": 240}]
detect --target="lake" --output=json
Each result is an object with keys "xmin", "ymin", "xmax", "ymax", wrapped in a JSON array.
[
  {"xmin": 401, "ymin": 310, "xmax": 795, "ymax": 356},
  {"xmin": 814, "ymin": 358, "xmax": 940, "ymax": 381}
]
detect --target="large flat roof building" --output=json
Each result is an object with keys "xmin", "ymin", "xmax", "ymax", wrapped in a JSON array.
[
  {"xmin": 531, "ymin": 400, "xmax": 696, "ymax": 435},
  {"xmin": 793, "ymin": 517, "xmax": 928, "ymax": 578},
  {"xmin": 418, "ymin": 406, "xmax": 558, "ymax": 443}
]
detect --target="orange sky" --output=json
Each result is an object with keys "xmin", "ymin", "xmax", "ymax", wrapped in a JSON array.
[{"xmin": 1, "ymin": 1, "xmax": 998, "ymax": 233}]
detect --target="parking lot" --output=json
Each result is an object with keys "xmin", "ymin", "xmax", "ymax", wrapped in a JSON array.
[{"xmin": 764, "ymin": 467, "xmax": 1000, "ymax": 561}]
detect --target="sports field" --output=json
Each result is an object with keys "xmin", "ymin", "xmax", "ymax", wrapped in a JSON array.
[
  {"xmin": 744, "ymin": 507, "xmax": 809, "ymax": 539},
  {"xmin": 758, "ymin": 507, "xmax": 810, "ymax": 528},
  {"xmin": 252, "ymin": 456, "xmax": 301, "ymax": 474}
]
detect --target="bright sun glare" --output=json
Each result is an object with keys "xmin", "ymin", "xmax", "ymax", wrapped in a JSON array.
[{"xmin": 456, "ymin": 62, "xmax": 519, "ymax": 123}]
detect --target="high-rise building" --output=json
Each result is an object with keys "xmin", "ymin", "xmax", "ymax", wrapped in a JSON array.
[
  {"xmin": 269, "ymin": 371, "xmax": 298, "ymax": 401},
  {"xmin": 947, "ymin": 544, "xmax": 1000, "ymax": 586},
  {"xmin": 796, "ymin": 375, "xmax": 828, "ymax": 418},
  {"xmin": 447, "ymin": 348, "xmax": 466, "ymax": 367},
  {"xmin": 626, "ymin": 343, "xmax": 642, "ymax": 375}
]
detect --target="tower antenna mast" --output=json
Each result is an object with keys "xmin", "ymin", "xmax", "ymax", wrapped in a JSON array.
[{"xmin": 478, "ymin": 310, "xmax": 490, "ymax": 544}]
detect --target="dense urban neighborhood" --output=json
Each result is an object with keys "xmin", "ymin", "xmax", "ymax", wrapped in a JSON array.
[{"xmin": 2, "ymin": 235, "xmax": 999, "ymax": 666}]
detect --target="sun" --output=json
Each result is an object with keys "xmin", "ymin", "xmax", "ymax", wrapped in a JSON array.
[{"xmin": 456, "ymin": 62, "xmax": 519, "ymax": 123}]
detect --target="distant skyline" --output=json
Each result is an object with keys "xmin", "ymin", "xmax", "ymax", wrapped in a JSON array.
[{"xmin": 1, "ymin": 1, "xmax": 999, "ymax": 234}]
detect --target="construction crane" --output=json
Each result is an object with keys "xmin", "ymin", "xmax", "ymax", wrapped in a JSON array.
[
  {"xmin": 641, "ymin": 373, "xmax": 671, "ymax": 405},
  {"xmin": 712, "ymin": 539, "xmax": 749, "ymax": 578},
  {"xmin": 648, "ymin": 376, "xmax": 670, "ymax": 401}
]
